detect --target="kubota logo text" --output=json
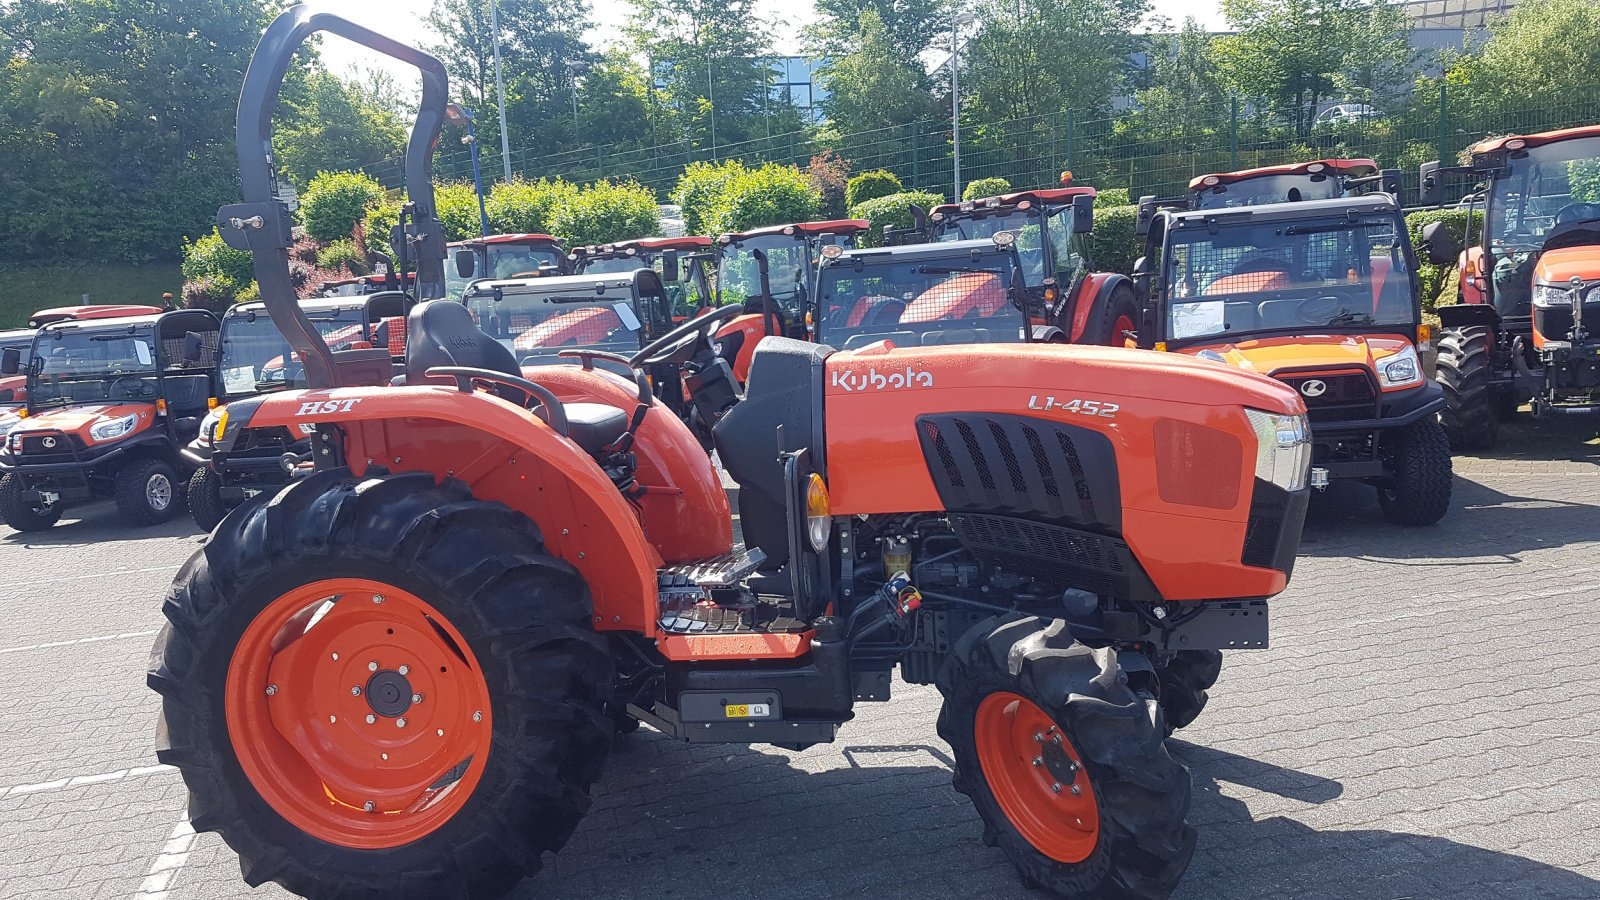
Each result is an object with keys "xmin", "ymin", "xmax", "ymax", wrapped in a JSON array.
[
  {"xmin": 295, "ymin": 398, "xmax": 363, "ymax": 416},
  {"xmin": 830, "ymin": 366, "xmax": 934, "ymax": 392}
]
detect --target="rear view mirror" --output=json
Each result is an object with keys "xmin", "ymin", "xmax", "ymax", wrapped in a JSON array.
[
  {"xmin": 1072, "ymin": 194, "xmax": 1095, "ymax": 234},
  {"xmin": 1418, "ymin": 161, "xmax": 1443, "ymax": 207},
  {"xmin": 1421, "ymin": 221, "xmax": 1460, "ymax": 266},
  {"xmin": 660, "ymin": 248, "xmax": 680, "ymax": 282},
  {"xmin": 1379, "ymin": 168, "xmax": 1403, "ymax": 197},
  {"xmin": 0, "ymin": 348, "xmax": 18, "ymax": 376},
  {"xmin": 1132, "ymin": 256, "xmax": 1151, "ymax": 277},
  {"xmin": 182, "ymin": 331, "xmax": 204, "ymax": 366},
  {"xmin": 454, "ymin": 249, "xmax": 476, "ymax": 279}
]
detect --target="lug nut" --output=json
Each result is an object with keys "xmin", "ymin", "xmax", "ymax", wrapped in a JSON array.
[
  {"xmin": 372, "ymin": 595, "xmax": 385, "ymax": 604},
  {"xmin": 472, "ymin": 710, "xmax": 482, "ymax": 722},
  {"xmin": 1032, "ymin": 756, "xmax": 1043, "ymax": 767},
  {"xmin": 363, "ymin": 801, "xmax": 375, "ymax": 812},
  {"xmin": 436, "ymin": 729, "xmax": 445, "ymax": 737},
  {"xmin": 1052, "ymin": 735, "xmax": 1062, "ymax": 745},
  {"xmin": 1069, "ymin": 785, "xmax": 1081, "ymax": 796},
  {"xmin": 330, "ymin": 652, "xmax": 339, "ymax": 661},
  {"xmin": 265, "ymin": 684, "xmax": 278, "ymax": 696},
  {"xmin": 365, "ymin": 714, "xmax": 376, "ymax": 724},
  {"xmin": 381, "ymin": 753, "xmax": 389, "ymax": 761},
  {"xmin": 396, "ymin": 717, "xmax": 407, "ymax": 728},
  {"xmin": 1032, "ymin": 732, "xmax": 1043, "ymax": 743},
  {"xmin": 411, "ymin": 693, "xmax": 423, "ymax": 704},
  {"xmin": 351, "ymin": 686, "xmax": 362, "ymax": 697},
  {"xmin": 398, "ymin": 665, "xmax": 409, "ymax": 676},
  {"xmin": 1050, "ymin": 782, "xmax": 1062, "ymax": 793},
  {"xmin": 328, "ymin": 715, "xmax": 336, "ymax": 724}
]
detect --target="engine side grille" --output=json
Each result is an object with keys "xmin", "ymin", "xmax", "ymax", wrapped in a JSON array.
[
  {"xmin": 948, "ymin": 512, "xmax": 1152, "ymax": 602},
  {"xmin": 1273, "ymin": 372, "xmax": 1376, "ymax": 424},
  {"xmin": 916, "ymin": 413, "xmax": 1120, "ymax": 531}
]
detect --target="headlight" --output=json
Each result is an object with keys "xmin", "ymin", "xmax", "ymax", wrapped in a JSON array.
[
  {"xmin": 1377, "ymin": 345, "xmax": 1423, "ymax": 390},
  {"xmin": 805, "ymin": 473, "xmax": 831, "ymax": 552},
  {"xmin": 89, "ymin": 413, "xmax": 139, "ymax": 443},
  {"xmin": 1533, "ymin": 284, "xmax": 1573, "ymax": 307},
  {"xmin": 197, "ymin": 409, "xmax": 220, "ymax": 446},
  {"xmin": 1244, "ymin": 408, "xmax": 1310, "ymax": 492}
]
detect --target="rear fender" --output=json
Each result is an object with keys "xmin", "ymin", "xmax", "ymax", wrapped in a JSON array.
[
  {"xmin": 1436, "ymin": 302, "xmax": 1500, "ymax": 333},
  {"xmin": 229, "ymin": 384, "xmax": 663, "ymax": 634},
  {"xmin": 1067, "ymin": 273, "xmax": 1131, "ymax": 343}
]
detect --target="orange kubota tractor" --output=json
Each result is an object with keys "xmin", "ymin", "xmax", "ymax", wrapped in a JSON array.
[
  {"xmin": 1420, "ymin": 126, "xmax": 1600, "ymax": 447},
  {"xmin": 925, "ymin": 186, "xmax": 1144, "ymax": 346},
  {"xmin": 149, "ymin": 10, "xmax": 1312, "ymax": 900}
]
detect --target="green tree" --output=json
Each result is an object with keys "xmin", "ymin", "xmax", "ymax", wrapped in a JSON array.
[
  {"xmin": 575, "ymin": 50, "xmax": 676, "ymax": 150},
  {"xmin": 275, "ymin": 70, "xmax": 407, "ymax": 186},
  {"xmin": 1127, "ymin": 18, "xmax": 1224, "ymax": 144},
  {"xmin": 1211, "ymin": 0, "xmax": 1414, "ymax": 138},
  {"xmin": 1447, "ymin": 0, "xmax": 1600, "ymax": 132},
  {"xmin": 818, "ymin": 8, "xmax": 939, "ymax": 136},
  {"xmin": 625, "ymin": 0, "xmax": 777, "ymax": 150},
  {"xmin": 962, "ymin": 0, "xmax": 1148, "ymax": 125},
  {"xmin": 809, "ymin": 0, "xmax": 943, "ymax": 61}
]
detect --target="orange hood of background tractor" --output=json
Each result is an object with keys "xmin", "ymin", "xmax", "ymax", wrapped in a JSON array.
[
  {"xmin": 1176, "ymin": 334, "xmax": 1411, "ymax": 377},
  {"xmin": 513, "ymin": 308, "xmax": 622, "ymax": 350},
  {"xmin": 14, "ymin": 403, "xmax": 156, "ymax": 443},
  {"xmin": 1535, "ymin": 246, "xmax": 1600, "ymax": 285}
]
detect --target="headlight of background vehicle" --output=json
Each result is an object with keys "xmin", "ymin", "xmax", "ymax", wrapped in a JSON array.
[
  {"xmin": 88, "ymin": 413, "xmax": 138, "ymax": 443},
  {"xmin": 197, "ymin": 408, "xmax": 221, "ymax": 445},
  {"xmin": 1533, "ymin": 284, "xmax": 1574, "ymax": 307},
  {"xmin": 1377, "ymin": 345, "xmax": 1423, "ymax": 390},
  {"xmin": 1244, "ymin": 409, "xmax": 1310, "ymax": 492}
]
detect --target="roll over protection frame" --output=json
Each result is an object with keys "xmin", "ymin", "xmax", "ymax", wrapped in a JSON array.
[{"xmin": 216, "ymin": 5, "xmax": 450, "ymax": 391}]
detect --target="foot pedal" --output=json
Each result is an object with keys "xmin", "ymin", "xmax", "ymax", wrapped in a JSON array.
[{"xmin": 658, "ymin": 547, "xmax": 766, "ymax": 588}]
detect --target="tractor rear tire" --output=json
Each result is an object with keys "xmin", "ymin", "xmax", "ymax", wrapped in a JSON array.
[
  {"xmin": 0, "ymin": 473, "xmax": 60, "ymax": 531},
  {"xmin": 1080, "ymin": 284, "xmax": 1142, "ymax": 347},
  {"xmin": 115, "ymin": 458, "xmax": 180, "ymax": 525},
  {"xmin": 148, "ymin": 469, "xmax": 614, "ymax": 900},
  {"xmin": 1377, "ymin": 418, "xmax": 1453, "ymax": 526},
  {"xmin": 186, "ymin": 465, "xmax": 228, "ymax": 532},
  {"xmin": 1157, "ymin": 650, "xmax": 1223, "ymax": 734},
  {"xmin": 937, "ymin": 614, "xmax": 1193, "ymax": 900},
  {"xmin": 1436, "ymin": 326, "xmax": 1499, "ymax": 451}
]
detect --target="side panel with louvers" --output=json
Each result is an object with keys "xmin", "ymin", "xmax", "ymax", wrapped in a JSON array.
[{"xmin": 915, "ymin": 412, "xmax": 1121, "ymax": 532}]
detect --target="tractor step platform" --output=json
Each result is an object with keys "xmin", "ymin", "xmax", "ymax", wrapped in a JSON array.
[
  {"xmin": 658, "ymin": 548, "xmax": 766, "ymax": 587},
  {"xmin": 657, "ymin": 548, "xmax": 805, "ymax": 635}
]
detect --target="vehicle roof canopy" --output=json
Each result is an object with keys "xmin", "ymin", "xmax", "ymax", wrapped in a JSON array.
[
  {"xmin": 826, "ymin": 238, "xmax": 1017, "ymax": 266},
  {"xmin": 1188, "ymin": 159, "xmax": 1377, "ymax": 191},
  {"xmin": 1162, "ymin": 194, "xmax": 1400, "ymax": 229},
  {"xmin": 720, "ymin": 219, "xmax": 870, "ymax": 242},
  {"xmin": 932, "ymin": 186, "xmax": 1098, "ymax": 217},
  {"xmin": 1471, "ymin": 124, "xmax": 1600, "ymax": 158},
  {"xmin": 464, "ymin": 269, "xmax": 664, "ymax": 297},
  {"xmin": 29, "ymin": 304, "xmax": 166, "ymax": 327},
  {"xmin": 579, "ymin": 236, "xmax": 714, "ymax": 256},
  {"xmin": 450, "ymin": 233, "xmax": 562, "ymax": 248}
]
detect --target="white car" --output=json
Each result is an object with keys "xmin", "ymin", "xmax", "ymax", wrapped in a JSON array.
[{"xmin": 1315, "ymin": 103, "xmax": 1378, "ymax": 126}]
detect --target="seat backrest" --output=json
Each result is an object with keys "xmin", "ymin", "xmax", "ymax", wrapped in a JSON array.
[
  {"xmin": 162, "ymin": 374, "xmax": 211, "ymax": 413},
  {"xmin": 404, "ymin": 300, "xmax": 520, "ymax": 384}
]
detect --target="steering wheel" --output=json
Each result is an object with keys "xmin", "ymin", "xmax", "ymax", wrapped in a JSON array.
[
  {"xmin": 1295, "ymin": 295, "xmax": 1347, "ymax": 324},
  {"xmin": 1555, "ymin": 202, "xmax": 1600, "ymax": 225},
  {"xmin": 628, "ymin": 303, "xmax": 743, "ymax": 368},
  {"xmin": 108, "ymin": 375, "xmax": 156, "ymax": 400}
]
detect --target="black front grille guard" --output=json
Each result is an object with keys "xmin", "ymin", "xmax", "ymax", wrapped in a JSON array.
[{"xmin": 216, "ymin": 5, "xmax": 448, "ymax": 392}]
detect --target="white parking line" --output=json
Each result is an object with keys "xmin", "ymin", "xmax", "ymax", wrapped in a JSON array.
[
  {"xmin": 0, "ymin": 628, "xmax": 159, "ymax": 656},
  {"xmin": 1, "ymin": 763, "xmax": 175, "ymax": 798},
  {"xmin": 5, "ymin": 564, "xmax": 181, "ymax": 590},
  {"xmin": 135, "ymin": 815, "xmax": 196, "ymax": 900}
]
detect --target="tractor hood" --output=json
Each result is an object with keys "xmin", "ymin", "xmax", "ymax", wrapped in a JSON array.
[
  {"xmin": 1176, "ymin": 334, "xmax": 1411, "ymax": 376},
  {"xmin": 14, "ymin": 403, "xmax": 156, "ymax": 443},
  {"xmin": 1534, "ymin": 246, "xmax": 1600, "ymax": 286},
  {"xmin": 512, "ymin": 307, "xmax": 625, "ymax": 350}
]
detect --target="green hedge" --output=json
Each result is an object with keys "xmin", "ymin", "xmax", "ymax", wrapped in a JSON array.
[
  {"xmin": 1086, "ymin": 206, "xmax": 1140, "ymax": 275},
  {"xmin": 180, "ymin": 227, "xmax": 255, "ymax": 286},
  {"xmin": 299, "ymin": 171, "xmax": 385, "ymax": 242},
  {"xmin": 316, "ymin": 238, "xmax": 367, "ymax": 275},
  {"xmin": 551, "ymin": 180, "xmax": 659, "ymax": 247},
  {"xmin": 849, "ymin": 190, "xmax": 946, "ymax": 247},
  {"xmin": 434, "ymin": 181, "xmax": 487, "ymax": 242},
  {"xmin": 961, "ymin": 177, "xmax": 1012, "ymax": 201},
  {"xmin": 487, "ymin": 177, "xmax": 577, "ymax": 235},
  {"xmin": 1404, "ymin": 207, "xmax": 1481, "ymax": 311},
  {"xmin": 1093, "ymin": 188, "xmax": 1130, "ymax": 209},
  {"xmin": 673, "ymin": 161, "xmax": 748, "ymax": 236},
  {"xmin": 846, "ymin": 170, "xmax": 904, "ymax": 209},
  {"xmin": 707, "ymin": 164, "xmax": 822, "ymax": 234}
]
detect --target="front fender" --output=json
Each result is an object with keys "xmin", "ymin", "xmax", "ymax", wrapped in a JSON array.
[
  {"xmin": 1068, "ymin": 273, "xmax": 1134, "ymax": 343},
  {"xmin": 230, "ymin": 384, "xmax": 663, "ymax": 635}
]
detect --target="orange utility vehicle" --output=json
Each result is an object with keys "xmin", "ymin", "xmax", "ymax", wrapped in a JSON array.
[
  {"xmin": 149, "ymin": 10, "xmax": 1312, "ymax": 900},
  {"xmin": 1420, "ymin": 126, "xmax": 1600, "ymax": 446},
  {"xmin": 0, "ymin": 305, "xmax": 167, "ymax": 406},
  {"xmin": 1134, "ymin": 191, "xmax": 1457, "ymax": 525},
  {"xmin": 927, "ymin": 187, "xmax": 1143, "ymax": 346},
  {"xmin": 0, "ymin": 309, "xmax": 220, "ymax": 529}
]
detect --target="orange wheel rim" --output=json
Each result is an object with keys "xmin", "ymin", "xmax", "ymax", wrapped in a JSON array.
[
  {"xmin": 225, "ymin": 578, "xmax": 493, "ymax": 849},
  {"xmin": 974, "ymin": 692, "xmax": 1099, "ymax": 863},
  {"xmin": 1113, "ymin": 315, "xmax": 1137, "ymax": 340}
]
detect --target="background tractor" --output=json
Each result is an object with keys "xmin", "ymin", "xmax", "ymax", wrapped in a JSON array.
[
  {"xmin": 572, "ymin": 235, "xmax": 715, "ymax": 320},
  {"xmin": 1135, "ymin": 191, "xmax": 1458, "ymax": 525},
  {"xmin": 444, "ymin": 232, "xmax": 567, "ymax": 299},
  {"xmin": 1421, "ymin": 126, "xmax": 1600, "ymax": 448},
  {"xmin": 148, "ymin": 9, "xmax": 1314, "ymax": 900},
  {"xmin": 1181, "ymin": 158, "xmax": 1401, "ymax": 210}
]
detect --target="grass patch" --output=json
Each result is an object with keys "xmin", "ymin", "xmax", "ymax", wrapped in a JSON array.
[{"xmin": 0, "ymin": 262, "xmax": 182, "ymax": 328}]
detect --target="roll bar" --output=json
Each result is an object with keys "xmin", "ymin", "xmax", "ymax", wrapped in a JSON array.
[{"xmin": 215, "ymin": 5, "xmax": 449, "ymax": 390}]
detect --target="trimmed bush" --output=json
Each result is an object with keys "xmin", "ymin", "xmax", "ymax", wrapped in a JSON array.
[
  {"xmin": 846, "ymin": 170, "xmax": 903, "ymax": 209},
  {"xmin": 1404, "ymin": 207, "xmax": 1481, "ymax": 311},
  {"xmin": 550, "ymin": 180, "xmax": 660, "ymax": 247},
  {"xmin": 1093, "ymin": 188, "xmax": 1131, "ymax": 209},
  {"xmin": 487, "ymin": 177, "xmax": 578, "ymax": 235},
  {"xmin": 299, "ymin": 171, "xmax": 385, "ymax": 242},
  {"xmin": 181, "ymin": 228, "xmax": 255, "ymax": 287},
  {"xmin": 707, "ymin": 164, "xmax": 823, "ymax": 234},
  {"xmin": 363, "ymin": 200, "xmax": 403, "ymax": 255},
  {"xmin": 961, "ymin": 177, "xmax": 1011, "ymax": 201},
  {"xmin": 434, "ymin": 181, "xmax": 486, "ymax": 242},
  {"xmin": 234, "ymin": 281, "xmax": 261, "ymax": 306},
  {"xmin": 807, "ymin": 151, "xmax": 853, "ymax": 219},
  {"xmin": 181, "ymin": 275, "xmax": 237, "ymax": 314},
  {"xmin": 849, "ymin": 190, "xmax": 946, "ymax": 247},
  {"xmin": 673, "ymin": 160, "xmax": 747, "ymax": 236},
  {"xmin": 1085, "ymin": 205, "xmax": 1140, "ymax": 275},
  {"xmin": 316, "ymin": 239, "xmax": 367, "ymax": 275}
]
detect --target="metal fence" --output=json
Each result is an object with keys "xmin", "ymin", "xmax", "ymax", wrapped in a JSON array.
[{"xmin": 361, "ymin": 82, "xmax": 1600, "ymax": 208}]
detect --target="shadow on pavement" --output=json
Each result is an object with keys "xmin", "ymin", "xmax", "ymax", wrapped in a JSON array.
[
  {"xmin": 0, "ymin": 498, "xmax": 204, "ymax": 547},
  {"xmin": 515, "ymin": 728, "xmax": 1600, "ymax": 900},
  {"xmin": 1471, "ymin": 409, "xmax": 1599, "ymax": 465}
]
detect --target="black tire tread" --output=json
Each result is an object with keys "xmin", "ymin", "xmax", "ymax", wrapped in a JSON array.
[
  {"xmin": 1377, "ymin": 418, "xmax": 1454, "ymax": 526},
  {"xmin": 115, "ymin": 457, "xmax": 179, "ymax": 525},
  {"xmin": 936, "ymin": 614, "xmax": 1194, "ymax": 899},
  {"xmin": 1082, "ymin": 284, "xmax": 1142, "ymax": 347},
  {"xmin": 150, "ymin": 468, "xmax": 613, "ymax": 900},
  {"xmin": 0, "ymin": 472, "xmax": 60, "ymax": 531},
  {"xmin": 1436, "ymin": 326, "xmax": 1499, "ymax": 450},
  {"xmin": 187, "ymin": 465, "xmax": 228, "ymax": 532},
  {"xmin": 1156, "ymin": 650, "xmax": 1223, "ymax": 733}
]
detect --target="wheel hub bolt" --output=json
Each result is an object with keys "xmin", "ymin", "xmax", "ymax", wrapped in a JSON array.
[
  {"xmin": 396, "ymin": 717, "xmax": 407, "ymax": 728},
  {"xmin": 365, "ymin": 714, "xmax": 376, "ymax": 725},
  {"xmin": 368, "ymin": 661, "xmax": 379, "ymax": 672},
  {"xmin": 1052, "ymin": 735, "xmax": 1062, "ymax": 745},
  {"xmin": 398, "ymin": 665, "xmax": 409, "ymax": 676},
  {"xmin": 437, "ymin": 729, "xmax": 445, "ymax": 737},
  {"xmin": 351, "ymin": 686, "xmax": 362, "ymax": 697},
  {"xmin": 372, "ymin": 595, "xmax": 385, "ymax": 604},
  {"xmin": 363, "ymin": 801, "xmax": 375, "ymax": 812},
  {"xmin": 265, "ymin": 684, "xmax": 278, "ymax": 696},
  {"xmin": 331, "ymin": 652, "xmax": 339, "ymax": 661},
  {"xmin": 1032, "ymin": 732, "xmax": 1043, "ymax": 743},
  {"xmin": 328, "ymin": 715, "xmax": 336, "ymax": 724},
  {"xmin": 411, "ymin": 693, "xmax": 423, "ymax": 704},
  {"xmin": 473, "ymin": 710, "xmax": 482, "ymax": 722},
  {"xmin": 1069, "ymin": 785, "xmax": 1081, "ymax": 796},
  {"xmin": 1050, "ymin": 782, "xmax": 1062, "ymax": 793},
  {"xmin": 381, "ymin": 753, "xmax": 389, "ymax": 761},
  {"xmin": 1032, "ymin": 756, "xmax": 1043, "ymax": 767}
]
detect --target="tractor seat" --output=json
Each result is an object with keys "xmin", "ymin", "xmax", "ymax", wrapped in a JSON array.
[
  {"xmin": 563, "ymin": 402, "xmax": 628, "ymax": 454},
  {"xmin": 403, "ymin": 300, "xmax": 520, "ymax": 384}
]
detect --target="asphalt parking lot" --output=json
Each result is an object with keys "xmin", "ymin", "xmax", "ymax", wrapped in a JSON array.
[{"xmin": 1, "ymin": 416, "xmax": 1598, "ymax": 900}]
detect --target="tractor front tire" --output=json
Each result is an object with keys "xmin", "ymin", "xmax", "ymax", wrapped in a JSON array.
[
  {"xmin": 149, "ymin": 469, "xmax": 615, "ymax": 900},
  {"xmin": 1377, "ymin": 418, "xmax": 1453, "ymax": 526},
  {"xmin": 1157, "ymin": 650, "xmax": 1223, "ymax": 734},
  {"xmin": 0, "ymin": 473, "xmax": 60, "ymax": 531},
  {"xmin": 937, "ymin": 614, "xmax": 1193, "ymax": 900},
  {"xmin": 186, "ymin": 465, "xmax": 228, "ymax": 532},
  {"xmin": 1436, "ymin": 326, "xmax": 1499, "ymax": 451},
  {"xmin": 115, "ymin": 458, "xmax": 180, "ymax": 525},
  {"xmin": 1080, "ymin": 284, "xmax": 1142, "ymax": 347}
]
